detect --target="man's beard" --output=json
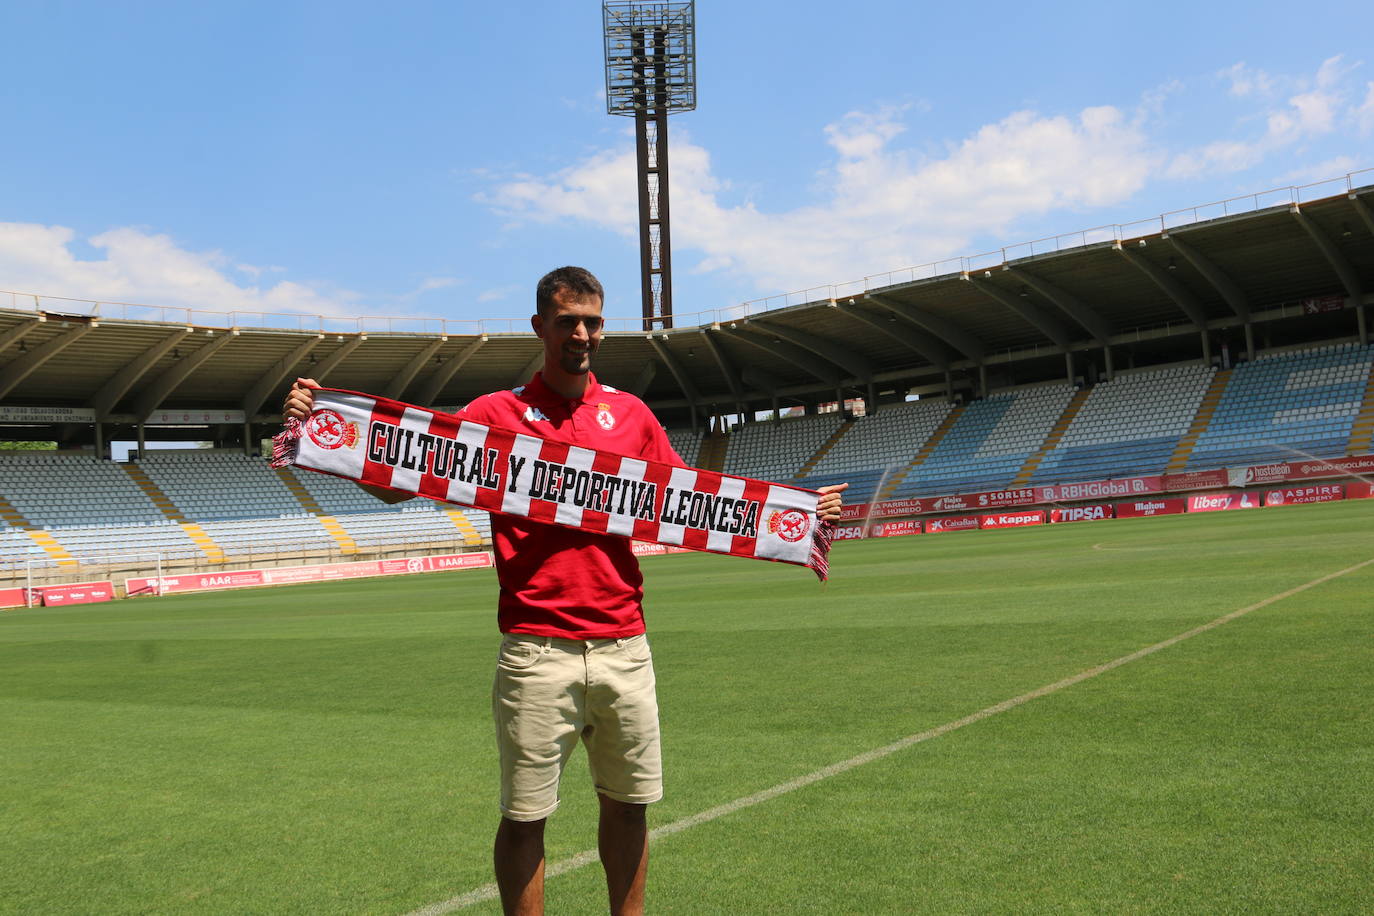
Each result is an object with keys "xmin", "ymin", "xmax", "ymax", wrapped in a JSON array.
[{"xmin": 560, "ymin": 348, "xmax": 593, "ymax": 374}]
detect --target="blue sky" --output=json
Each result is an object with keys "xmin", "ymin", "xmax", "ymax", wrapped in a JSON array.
[{"xmin": 1, "ymin": 0, "xmax": 1371, "ymax": 328}]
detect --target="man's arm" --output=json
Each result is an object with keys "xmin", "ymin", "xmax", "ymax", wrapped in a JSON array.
[{"xmin": 282, "ymin": 377, "xmax": 413, "ymax": 505}]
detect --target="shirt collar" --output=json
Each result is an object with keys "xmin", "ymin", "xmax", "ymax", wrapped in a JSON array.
[{"xmin": 522, "ymin": 370, "xmax": 601, "ymax": 405}]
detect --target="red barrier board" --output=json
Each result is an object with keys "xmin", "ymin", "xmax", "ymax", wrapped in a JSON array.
[
  {"xmin": 1036, "ymin": 476, "xmax": 1162, "ymax": 502},
  {"xmin": 1230, "ymin": 463, "xmax": 1291, "ymax": 487},
  {"xmin": 1161, "ymin": 469, "xmax": 1229, "ymax": 491},
  {"xmin": 126, "ymin": 551, "xmax": 492, "ymax": 597},
  {"xmin": 1186, "ymin": 491, "xmax": 1260, "ymax": 513},
  {"xmin": 1115, "ymin": 498, "xmax": 1188, "ymax": 518},
  {"xmin": 1050, "ymin": 504, "xmax": 1114, "ymax": 523},
  {"xmin": 1348, "ymin": 481, "xmax": 1374, "ymax": 499},
  {"xmin": 833, "ymin": 525, "xmax": 866, "ymax": 540},
  {"xmin": 871, "ymin": 519, "xmax": 922, "ymax": 537},
  {"xmin": 40, "ymin": 581, "xmax": 115, "ymax": 607},
  {"xmin": 629, "ymin": 542, "xmax": 692, "ymax": 557},
  {"xmin": 925, "ymin": 514, "xmax": 979, "ymax": 533},
  {"xmin": 1285, "ymin": 454, "xmax": 1374, "ymax": 481},
  {"xmin": 0, "ymin": 587, "xmax": 30, "ymax": 609},
  {"xmin": 980, "ymin": 511, "xmax": 1046, "ymax": 529},
  {"xmin": 839, "ymin": 503, "xmax": 869, "ymax": 522},
  {"xmin": 1263, "ymin": 484, "xmax": 1345, "ymax": 506},
  {"xmin": 871, "ymin": 497, "xmax": 930, "ymax": 518}
]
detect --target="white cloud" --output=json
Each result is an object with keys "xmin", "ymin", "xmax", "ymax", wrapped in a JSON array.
[
  {"xmin": 1356, "ymin": 82, "xmax": 1374, "ymax": 135},
  {"xmin": 1220, "ymin": 62, "xmax": 1275, "ymax": 97},
  {"xmin": 484, "ymin": 104, "xmax": 1153, "ymax": 294},
  {"xmin": 0, "ymin": 223, "xmax": 359, "ymax": 318}
]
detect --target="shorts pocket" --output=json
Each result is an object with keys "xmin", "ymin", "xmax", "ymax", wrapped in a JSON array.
[
  {"xmin": 619, "ymin": 634, "xmax": 652, "ymax": 663},
  {"xmin": 497, "ymin": 636, "xmax": 544, "ymax": 670}
]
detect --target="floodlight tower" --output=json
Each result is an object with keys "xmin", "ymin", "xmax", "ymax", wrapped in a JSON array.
[{"xmin": 602, "ymin": 1, "xmax": 696, "ymax": 330}]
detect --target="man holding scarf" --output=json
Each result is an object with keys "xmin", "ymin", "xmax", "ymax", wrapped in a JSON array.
[{"xmin": 284, "ymin": 266, "xmax": 846, "ymax": 915}]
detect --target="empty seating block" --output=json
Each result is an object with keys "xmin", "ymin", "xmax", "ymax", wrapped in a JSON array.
[
  {"xmin": 1031, "ymin": 365, "xmax": 1214, "ymax": 484},
  {"xmin": 44, "ymin": 521, "xmax": 206, "ymax": 563},
  {"xmin": 1187, "ymin": 343, "xmax": 1373, "ymax": 470},
  {"xmin": 137, "ymin": 452, "xmax": 304, "ymax": 521},
  {"xmin": 0, "ymin": 453, "xmax": 163, "ymax": 527},
  {"xmin": 801, "ymin": 399, "xmax": 954, "ymax": 502},
  {"xmin": 722, "ymin": 413, "xmax": 844, "ymax": 483},
  {"xmin": 894, "ymin": 385, "xmax": 1076, "ymax": 497},
  {"xmin": 665, "ymin": 427, "xmax": 705, "ymax": 466}
]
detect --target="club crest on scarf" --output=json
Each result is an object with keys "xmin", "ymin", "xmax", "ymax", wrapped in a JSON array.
[
  {"xmin": 305, "ymin": 409, "xmax": 359, "ymax": 450},
  {"xmin": 768, "ymin": 508, "xmax": 811, "ymax": 543},
  {"xmin": 596, "ymin": 402, "xmax": 616, "ymax": 430}
]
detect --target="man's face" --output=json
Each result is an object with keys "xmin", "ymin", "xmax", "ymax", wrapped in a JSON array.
[{"xmin": 533, "ymin": 288, "xmax": 603, "ymax": 377}]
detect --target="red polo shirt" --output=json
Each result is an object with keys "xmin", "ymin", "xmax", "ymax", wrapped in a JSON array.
[{"xmin": 456, "ymin": 372, "xmax": 683, "ymax": 638}]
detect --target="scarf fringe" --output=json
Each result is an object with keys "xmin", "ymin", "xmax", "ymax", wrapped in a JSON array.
[
  {"xmin": 809, "ymin": 519, "xmax": 836, "ymax": 581},
  {"xmin": 269, "ymin": 417, "xmax": 301, "ymax": 468}
]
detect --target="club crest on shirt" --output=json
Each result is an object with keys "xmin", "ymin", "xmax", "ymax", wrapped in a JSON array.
[
  {"xmin": 305, "ymin": 409, "xmax": 359, "ymax": 450},
  {"xmin": 768, "ymin": 508, "xmax": 811, "ymax": 543},
  {"xmin": 596, "ymin": 402, "xmax": 616, "ymax": 430}
]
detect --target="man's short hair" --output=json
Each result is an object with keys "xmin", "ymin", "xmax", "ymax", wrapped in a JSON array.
[{"xmin": 536, "ymin": 266, "xmax": 604, "ymax": 318}]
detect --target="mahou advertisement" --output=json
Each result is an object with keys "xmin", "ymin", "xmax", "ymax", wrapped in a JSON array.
[{"xmin": 1114, "ymin": 498, "xmax": 1188, "ymax": 518}]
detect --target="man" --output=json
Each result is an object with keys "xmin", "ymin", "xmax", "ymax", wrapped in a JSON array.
[{"xmin": 285, "ymin": 267, "xmax": 845, "ymax": 915}]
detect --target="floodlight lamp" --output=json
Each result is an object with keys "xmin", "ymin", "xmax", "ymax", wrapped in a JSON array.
[
  {"xmin": 983, "ymin": 271, "xmax": 992, "ymax": 279},
  {"xmin": 1137, "ymin": 239, "xmax": 1147, "ymax": 248},
  {"xmin": 1168, "ymin": 257, "xmax": 1178, "ymax": 271}
]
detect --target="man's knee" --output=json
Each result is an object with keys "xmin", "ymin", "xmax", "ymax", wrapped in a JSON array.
[
  {"xmin": 497, "ymin": 816, "xmax": 547, "ymax": 844},
  {"xmin": 598, "ymin": 794, "xmax": 647, "ymax": 824}
]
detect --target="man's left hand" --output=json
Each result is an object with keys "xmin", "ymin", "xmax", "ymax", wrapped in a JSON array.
[{"xmin": 816, "ymin": 483, "xmax": 848, "ymax": 523}]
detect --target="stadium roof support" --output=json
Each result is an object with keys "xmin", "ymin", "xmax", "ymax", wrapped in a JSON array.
[
  {"xmin": 628, "ymin": 358, "xmax": 657, "ymax": 397},
  {"xmin": 700, "ymin": 330, "xmax": 744, "ymax": 410},
  {"xmin": 0, "ymin": 316, "xmax": 43, "ymax": 353},
  {"xmin": 1113, "ymin": 243, "xmax": 1208, "ymax": 329},
  {"xmin": 749, "ymin": 318, "xmax": 872, "ymax": 381},
  {"xmin": 91, "ymin": 329, "xmax": 190, "ymax": 420},
  {"xmin": 384, "ymin": 337, "xmax": 447, "ymax": 400},
  {"xmin": 962, "ymin": 276, "xmax": 1073, "ymax": 350},
  {"xmin": 1353, "ymin": 192, "xmax": 1374, "ymax": 236},
  {"xmin": 1291, "ymin": 204, "xmax": 1364, "ymax": 303},
  {"xmin": 130, "ymin": 331, "xmax": 238, "ymax": 422},
  {"xmin": 241, "ymin": 335, "xmax": 322, "ymax": 419},
  {"xmin": 721, "ymin": 326, "xmax": 841, "ymax": 386},
  {"xmin": 865, "ymin": 293, "xmax": 986, "ymax": 363},
  {"xmin": 1002, "ymin": 268, "xmax": 1112, "ymax": 344},
  {"xmin": 1165, "ymin": 234, "xmax": 1251, "ymax": 321},
  {"xmin": 414, "ymin": 337, "xmax": 485, "ymax": 405},
  {"xmin": 0, "ymin": 323, "xmax": 95, "ymax": 400},
  {"xmin": 309, "ymin": 336, "xmax": 364, "ymax": 389},
  {"xmin": 836, "ymin": 301, "xmax": 951, "ymax": 370},
  {"xmin": 647, "ymin": 336, "xmax": 701, "ymax": 428}
]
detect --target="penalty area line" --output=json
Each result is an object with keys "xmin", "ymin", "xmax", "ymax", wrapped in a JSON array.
[{"xmin": 405, "ymin": 555, "xmax": 1374, "ymax": 916}]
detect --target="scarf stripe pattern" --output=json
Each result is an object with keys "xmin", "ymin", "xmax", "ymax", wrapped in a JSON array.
[{"xmin": 272, "ymin": 387, "xmax": 835, "ymax": 580}]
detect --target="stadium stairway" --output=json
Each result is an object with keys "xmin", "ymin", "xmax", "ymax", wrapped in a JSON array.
[
  {"xmin": 275, "ymin": 468, "xmax": 358, "ymax": 555},
  {"xmin": 0, "ymin": 491, "xmax": 75, "ymax": 567},
  {"xmin": 122, "ymin": 464, "xmax": 226, "ymax": 563},
  {"xmin": 878, "ymin": 403, "xmax": 964, "ymax": 499},
  {"xmin": 1010, "ymin": 388, "xmax": 1091, "ymax": 487},
  {"xmin": 697, "ymin": 433, "xmax": 727, "ymax": 472},
  {"xmin": 794, "ymin": 418, "xmax": 854, "ymax": 478},
  {"xmin": 441, "ymin": 508, "xmax": 484, "ymax": 546},
  {"xmin": 1347, "ymin": 368, "xmax": 1374, "ymax": 454},
  {"xmin": 1166, "ymin": 369, "xmax": 1232, "ymax": 471}
]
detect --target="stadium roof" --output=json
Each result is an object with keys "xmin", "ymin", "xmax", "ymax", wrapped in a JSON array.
[{"xmin": 2, "ymin": 176, "xmax": 1372, "ymax": 434}]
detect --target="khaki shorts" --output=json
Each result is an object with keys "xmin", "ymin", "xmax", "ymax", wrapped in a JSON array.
[{"xmin": 492, "ymin": 633, "xmax": 663, "ymax": 822}]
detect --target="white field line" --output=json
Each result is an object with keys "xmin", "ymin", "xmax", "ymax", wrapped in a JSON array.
[{"xmin": 406, "ymin": 556, "xmax": 1374, "ymax": 916}]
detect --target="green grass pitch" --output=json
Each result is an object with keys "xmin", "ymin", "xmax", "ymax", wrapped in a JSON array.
[{"xmin": 2, "ymin": 501, "xmax": 1372, "ymax": 914}]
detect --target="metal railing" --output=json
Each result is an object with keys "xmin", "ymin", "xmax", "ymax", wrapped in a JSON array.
[{"xmin": 3, "ymin": 168, "xmax": 1369, "ymax": 337}]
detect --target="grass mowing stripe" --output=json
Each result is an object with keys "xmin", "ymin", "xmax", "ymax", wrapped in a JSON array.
[{"xmin": 408, "ymin": 554, "xmax": 1374, "ymax": 916}]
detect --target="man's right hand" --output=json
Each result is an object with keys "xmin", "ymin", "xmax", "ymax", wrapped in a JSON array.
[{"xmin": 283, "ymin": 377, "xmax": 320, "ymax": 422}]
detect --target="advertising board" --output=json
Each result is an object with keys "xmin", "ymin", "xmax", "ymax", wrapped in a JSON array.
[
  {"xmin": 126, "ymin": 552, "xmax": 492, "ymax": 597},
  {"xmin": 1049, "ymin": 504, "xmax": 1114, "ymax": 523},
  {"xmin": 1186, "ymin": 491, "xmax": 1260, "ymax": 513},
  {"xmin": 1036, "ymin": 476, "xmax": 1161, "ymax": 502},
  {"xmin": 924, "ymin": 515, "xmax": 979, "ymax": 533},
  {"xmin": 40, "ymin": 581, "xmax": 115, "ymax": 607},
  {"xmin": 1263, "ymin": 484, "xmax": 1344, "ymax": 506},
  {"xmin": 1114, "ymin": 498, "xmax": 1188, "ymax": 518},
  {"xmin": 1160, "ymin": 469, "xmax": 1229, "ymax": 491},
  {"xmin": 979, "ymin": 511, "xmax": 1046, "ymax": 529},
  {"xmin": 870, "ymin": 520, "xmax": 923, "ymax": 537}
]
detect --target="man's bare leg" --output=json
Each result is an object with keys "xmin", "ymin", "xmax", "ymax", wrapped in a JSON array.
[
  {"xmin": 495, "ymin": 816, "xmax": 546, "ymax": 916},
  {"xmin": 598, "ymin": 795, "xmax": 648, "ymax": 916}
]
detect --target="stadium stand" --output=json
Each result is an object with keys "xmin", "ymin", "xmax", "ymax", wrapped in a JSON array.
[
  {"xmin": 721, "ymin": 412, "xmax": 845, "ymax": 482},
  {"xmin": 798, "ymin": 398, "xmax": 954, "ymax": 502},
  {"xmin": 892, "ymin": 384, "xmax": 1077, "ymax": 496},
  {"xmin": 665, "ymin": 427, "xmax": 705, "ymax": 466},
  {"xmin": 1029, "ymin": 365, "xmax": 1215, "ymax": 484},
  {"xmin": 1186, "ymin": 343, "xmax": 1374, "ymax": 469}
]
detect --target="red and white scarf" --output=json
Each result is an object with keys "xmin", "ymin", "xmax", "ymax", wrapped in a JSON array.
[{"xmin": 271, "ymin": 387, "xmax": 835, "ymax": 580}]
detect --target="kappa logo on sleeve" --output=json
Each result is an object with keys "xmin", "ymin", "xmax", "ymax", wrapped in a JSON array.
[
  {"xmin": 768, "ymin": 508, "xmax": 811, "ymax": 543},
  {"xmin": 306, "ymin": 409, "xmax": 359, "ymax": 449}
]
